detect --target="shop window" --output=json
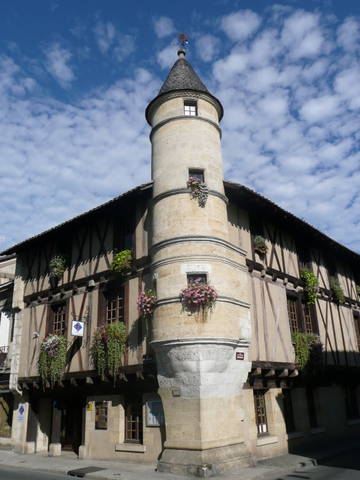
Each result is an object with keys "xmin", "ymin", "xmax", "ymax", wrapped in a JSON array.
[
  {"xmin": 184, "ymin": 101, "xmax": 197, "ymax": 116},
  {"xmin": 95, "ymin": 401, "xmax": 108, "ymax": 430},
  {"xmin": 125, "ymin": 395, "xmax": 143, "ymax": 443},
  {"xmin": 254, "ymin": 390, "xmax": 268, "ymax": 435},
  {"xmin": 282, "ymin": 389, "xmax": 296, "ymax": 434},
  {"xmin": 106, "ymin": 287, "xmax": 125, "ymax": 325},
  {"xmin": 49, "ymin": 302, "xmax": 67, "ymax": 336},
  {"xmin": 343, "ymin": 387, "xmax": 359, "ymax": 421},
  {"xmin": 189, "ymin": 169, "xmax": 204, "ymax": 182}
]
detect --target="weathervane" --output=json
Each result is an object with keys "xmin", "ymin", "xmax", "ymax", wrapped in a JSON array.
[{"xmin": 174, "ymin": 33, "xmax": 189, "ymax": 53}]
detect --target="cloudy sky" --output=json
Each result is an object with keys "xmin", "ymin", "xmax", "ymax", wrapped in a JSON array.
[{"xmin": 1, "ymin": 1, "xmax": 360, "ymax": 253}]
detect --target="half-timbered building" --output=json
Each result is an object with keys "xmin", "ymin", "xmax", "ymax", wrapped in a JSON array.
[{"xmin": 1, "ymin": 48, "xmax": 360, "ymax": 475}]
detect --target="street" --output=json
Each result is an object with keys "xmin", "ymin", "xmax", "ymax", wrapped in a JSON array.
[
  {"xmin": 0, "ymin": 465, "xmax": 68, "ymax": 480},
  {"xmin": 266, "ymin": 448, "xmax": 360, "ymax": 480}
]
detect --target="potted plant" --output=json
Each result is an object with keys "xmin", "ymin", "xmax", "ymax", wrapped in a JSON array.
[
  {"xmin": 301, "ymin": 269, "xmax": 319, "ymax": 305},
  {"xmin": 38, "ymin": 333, "xmax": 67, "ymax": 390},
  {"xmin": 330, "ymin": 277, "xmax": 345, "ymax": 303},
  {"xmin": 110, "ymin": 249, "xmax": 133, "ymax": 276},
  {"xmin": 49, "ymin": 254, "xmax": 68, "ymax": 278},
  {"xmin": 187, "ymin": 178, "xmax": 209, "ymax": 207},
  {"xmin": 291, "ymin": 332, "xmax": 322, "ymax": 373},
  {"xmin": 179, "ymin": 278, "xmax": 218, "ymax": 322},
  {"xmin": 253, "ymin": 235, "xmax": 268, "ymax": 256},
  {"xmin": 90, "ymin": 322, "xmax": 127, "ymax": 385},
  {"xmin": 137, "ymin": 289, "xmax": 156, "ymax": 321}
]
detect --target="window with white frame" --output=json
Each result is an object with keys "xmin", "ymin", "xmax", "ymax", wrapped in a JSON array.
[{"xmin": 184, "ymin": 101, "xmax": 197, "ymax": 116}]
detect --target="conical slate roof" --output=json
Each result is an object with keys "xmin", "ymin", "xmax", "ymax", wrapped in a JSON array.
[
  {"xmin": 145, "ymin": 49, "xmax": 223, "ymax": 124},
  {"xmin": 158, "ymin": 50, "xmax": 209, "ymax": 95}
]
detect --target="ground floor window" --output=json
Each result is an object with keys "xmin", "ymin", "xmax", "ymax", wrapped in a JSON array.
[
  {"xmin": 254, "ymin": 390, "xmax": 268, "ymax": 435},
  {"xmin": 343, "ymin": 387, "xmax": 359, "ymax": 420},
  {"xmin": 125, "ymin": 395, "xmax": 143, "ymax": 443},
  {"xmin": 95, "ymin": 401, "xmax": 108, "ymax": 430}
]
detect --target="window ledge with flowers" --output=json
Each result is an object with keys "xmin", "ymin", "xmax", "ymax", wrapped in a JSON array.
[
  {"xmin": 187, "ymin": 178, "xmax": 209, "ymax": 208},
  {"xmin": 38, "ymin": 333, "xmax": 67, "ymax": 390},
  {"xmin": 90, "ymin": 322, "xmax": 127, "ymax": 385},
  {"xmin": 179, "ymin": 278, "xmax": 218, "ymax": 322},
  {"xmin": 137, "ymin": 289, "xmax": 156, "ymax": 335}
]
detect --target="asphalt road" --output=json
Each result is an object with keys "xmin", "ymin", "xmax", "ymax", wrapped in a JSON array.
[{"xmin": 0, "ymin": 465, "xmax": 68, "ymax": 480}]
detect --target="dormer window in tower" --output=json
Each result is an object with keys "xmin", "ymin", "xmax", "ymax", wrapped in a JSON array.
[{"xmin": 184, "ymin": 101, "xmax": 197, "ymax": 116}]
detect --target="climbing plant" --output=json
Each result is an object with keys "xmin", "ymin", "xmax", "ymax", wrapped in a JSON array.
[
  {"xmin": 38, "ymin": 334, "xmax": 67, "ymax": 390},
  {"xmin": 291, "ymin": 332, "xmax": 323, "ymax": 373},
  {"xmin": 90, "ymin": 322, "xmax": 127, "ymax": 385},
  {"xmin": 110, "ymin": 249, "xmax": 133, "ymax": 276},
  {"xmin": 253, "ymin": 235, "xmax": 268, "ymax": 256},
  {"xmin": 330, "ymin": 277, "xmax": 345, "ymax": 303},
  {"xmin": 301, "ymin": 269, "xmax": 319, "ymax": 305}
]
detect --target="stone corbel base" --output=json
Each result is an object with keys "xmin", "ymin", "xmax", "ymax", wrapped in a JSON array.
[{"xmin": 157, "ymin": 443, "xmax": 253, "ymax": 477}]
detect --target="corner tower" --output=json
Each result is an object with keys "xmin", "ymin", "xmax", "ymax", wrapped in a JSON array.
[{"xmin": 146, "ymin": 49, "xmax": 252, "ymax": 476}]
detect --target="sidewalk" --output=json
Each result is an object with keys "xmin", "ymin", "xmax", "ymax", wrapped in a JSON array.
[{"xmin": 0, "ymin": 447, "xmax": 317, "ymax": 480}]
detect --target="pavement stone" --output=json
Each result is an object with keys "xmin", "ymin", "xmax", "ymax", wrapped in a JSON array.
[{"xmin": 0, "ymin": 448, "xmax": 318, "ymax": 480}]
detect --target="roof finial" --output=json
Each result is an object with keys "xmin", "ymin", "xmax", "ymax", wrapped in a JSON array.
[{"xmin": 177, "ymin": 33, "xmax": 188, "ymax": 57}]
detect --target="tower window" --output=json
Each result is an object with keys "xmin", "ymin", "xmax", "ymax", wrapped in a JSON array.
[
  {"xmin": 184, "ymin": 101, "xmax": 197, "ymax": 116},
  {"xmin": 189, "ymin": 169, "xmax": 204, "ymax": 182}
]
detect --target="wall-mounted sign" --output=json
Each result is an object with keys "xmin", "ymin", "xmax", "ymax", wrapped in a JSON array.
[
  {"xmin": 146, "ymin": 400, "xmax": 165, "ymax": 426},
  {"xmin": 143, "ymin": 353, "xmax": 154, "ymax": 363},
  {"xmin": 71, "ymin": 320, "xmax": 84, "ymax": 337},
  {"xmin": 18, "ymin": 404, "xmax": 25, "ymax": 423},
  {"xmin": 236, "ymin": 352, "xmax": 244, "ymax": 361}
]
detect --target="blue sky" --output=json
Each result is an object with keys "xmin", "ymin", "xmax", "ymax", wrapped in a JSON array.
[{"xmin": 1, "ymin": 1, "xmax": 360, "ymax": 253}]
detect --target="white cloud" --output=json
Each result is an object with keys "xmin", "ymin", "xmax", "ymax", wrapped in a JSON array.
[
  {"xmin": 337, "ymin": 17, "xmax": 360, "ymax": 52},
  {"xmin": 153, "ymin": 16, "xmax": 175, "ymax": 39},
  {"xmin": 44, "ymin": 44, "xmax": 75, "ymax": 88},
  {"xmin": 195, "ymin": 34, "xmax": 220, "ymax": 63},
  {"xmin": 0, "ymin": 55, "xmax": 160, "ymax": 249},
  {"xmin": 220, "ymin": 10, "xmax": 261, "ymax": 42},
  {"xmin": 94, "ymin": 21, "xmax": 116, "ymax": 53},
  {"xmin": 300, "ymin": 95, "xmax": 340, "ymax": 124},
  {"xmin": 157, "ymin": 44, "xmax": 178, "ymax": 70}
]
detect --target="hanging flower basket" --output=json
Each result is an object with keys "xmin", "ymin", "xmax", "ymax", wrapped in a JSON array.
[
  {"xmin": 291, "ymin": 332, "xmax": 323, "ymax": 373},
  {"xmin": 330, "ymin": 277, "xmax": 345, "ymax": 303},
  {"xmin": 253, "ymin": 235, "xmax": 267, "ymax": 256},
  {"xmin": 179, "ymin": 278, "xmax": 218, "ymax": 322},
  {"xmin": 50, "ymin": 254, "xmax": 68, "ymax": 278},
  {"xmin": 110, "ymin": 249, "xmax": 133, "ymax": 276},
  {"xmin": 301, "ymin": 269, "xmax": 319, "ymax": 305},
  {"xmin": 38, "ymin": 333, "xmax": 67, "ymax": 390},
  {"xmin": 137, "ymin": 289, "xmax": 156, "ymax": 320},
  {"xmin": 187, "ymin": 178, "xmax": 209, "ymax": 207},
  {"xmin": 90, "ymin": 322, "xmax": 127, "ymax": 384}
]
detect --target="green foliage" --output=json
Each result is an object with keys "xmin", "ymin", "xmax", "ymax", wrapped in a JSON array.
[
  {"xmin": 356, "ymin": 285, "xmax": 360, "ymax": 297},
  {"xmin": 291, "ymin": 332, "xmax": 323, "ymax": 374},
  {"xmin": 253, "ymin": 235, "xmax": 268, "ymax": 255},
  {"xmin": 301, "ymin": 269, "xmax": 319, "ymax": 305},
  {"xmin": 38, "ymin": 334, "xmax": 67, "ymax": 390},
  {"xmin": 49, "ymin": 254, "xmax": 68, "ymax": 278},
  {"xmin": 330, "ymin": 277, "xmax": 345, "ymax": 303},
  {"xmin": 110, "ymin": 249, "xmax": 133, "ymax": 275},
  {"xmin": 90, "ymin": 322, "xmax": 127, "ymax": 385}
]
